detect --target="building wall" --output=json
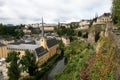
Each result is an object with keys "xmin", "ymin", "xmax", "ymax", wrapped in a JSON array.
[
  {"xmin": 40, "ymin": 38, "xmax": 48, "ymax": 49},
  {"xmin": 0, "ymin": 46, "xmax": 8, "ymax": 58},
  {"xmin": 23, "ymin": 29, "xmax": 31, "ymax": 34},
  {"xmin": 48, "ymin": 44, "xmax": 58, "ymax": 57},
  {"xmin": 7, "ymin": 49, "xmax": 25, "ymax": 57},
  {"xmin": 6, "ymin": 38, "xmax": 59, "ymax": 66},
  {"xmin": 62, "ymin": 37, "xmax": 70, "ymax": 46},
  {"xmin": 37, "ymin": 52, "xmax": 49, "ymax": 66},
  {"xmin": 97, "ymin": 16, "xmax": 112, "ymax": 23},
  {"xmin": 7, "ymin": 44, "xmax": 58, "ymax": 66},
  {"xmin": 79, "ymin": 20, "xmax": 90, "ymax": 30},
  {"xmin": 36, "ymin": 44, "xmax": 58, "ymax": 66},
  {"xmin": 93, "ymin": 15, "xmax": 112, "ymax": 25},
  {"xmin": 44, "ymin": 26, "xmax": 54, "ymax": 31},
  {"xmin": 79, "ymin": 20, "xmax": 90, "ymax": 26}
]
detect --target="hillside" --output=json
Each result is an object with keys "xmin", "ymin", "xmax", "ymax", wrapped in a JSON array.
[{"xmin": 55, "ymin": 33, "xmax": 115, "ymax": 80}]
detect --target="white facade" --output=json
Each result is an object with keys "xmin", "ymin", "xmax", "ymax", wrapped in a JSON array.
[
  {"xmin": 93, "ymin": 13, "xmax": 112, "ymax": 25},
  {"xmin": 62, "ymin": 37, "xmax": 70, "ymax": 46},
  {"xmin": 78, "ymin": 20, "xmax": 90, "ymax": 30}
]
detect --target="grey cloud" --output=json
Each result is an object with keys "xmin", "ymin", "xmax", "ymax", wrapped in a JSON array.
[
  {"xmin": 0, "ymin": 0, "xmax": 5, "ymax": 7},
  {"xmin": 0, "ymin": 17, "xmax": 11, "ymax": 20},
  {"xmin": 0, "ymin": 0, "xmax": 112, "ymax": 24}
]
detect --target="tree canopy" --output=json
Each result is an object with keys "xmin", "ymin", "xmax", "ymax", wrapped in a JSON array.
[
  {"xmin": 112, "ymin": 0, "xmax": 120, "ymax": 26},
  {"xmin": 55, "ymin": 37, "xmax": 115, "ymax": 80},
  {"xmin": 20, "ymin": 50, "xmax": 38, "ymax": 76},
  {"xmin": 0, "ymin": 23, "xmax": 24, "ymax": 39},
  {"xmin": 6, "ymin": 51, "xmax": 20, "ymax": 80}
]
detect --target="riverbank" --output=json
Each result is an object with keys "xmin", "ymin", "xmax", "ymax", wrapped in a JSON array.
[{"xmin": 47, "ymin": 58, "xmax": 65, "ymax": 80}]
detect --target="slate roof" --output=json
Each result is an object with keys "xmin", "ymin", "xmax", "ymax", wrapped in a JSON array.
[
  {"xmin": 46, "ymin": 38, "xmax": 58, "ymax": 48},
  {"xmin": 7, "ymin": 44, "xmax": 40, "ymax": 51},
  {"xmin": 103, "ymin": 13, "xmax": 111, "ymax": 16},
  {"xmin": 0, "ymin": 43, "xmax": 5, "ymax": 47},
  {"xmin": 25, "ymin": 41, "xmax": 36, "ymax": 44},
  {"xmin": 35, "ymin": 46, "xmax": 48, "ymax": 57},
  {"xmin": 10, "ymin": 41, "xmax": 36, "ymax": 45},
  {"xmin": 10, "ymin": 41, "xmax": 25, "ymax": 45},
  {"xmin": 99, "ymin": 13, "xmax": 111, "ymax": 18}
]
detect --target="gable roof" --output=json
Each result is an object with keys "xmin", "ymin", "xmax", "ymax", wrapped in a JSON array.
[
  {"xmin": 35, "ymin": 46, "xmax": 48, "ymax": 57},
  {"xmin": 46, "ymin": 38, "xmax": 58, "ymax": 48}
]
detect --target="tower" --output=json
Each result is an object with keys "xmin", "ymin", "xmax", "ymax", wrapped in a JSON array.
[{"xmin": 40, "ymin": 18, "xmax": 47, "ymax": 49}]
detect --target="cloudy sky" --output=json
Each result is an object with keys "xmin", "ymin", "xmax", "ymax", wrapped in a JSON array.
[{"xmin": 0, "ymin": 0, "xmax": 112, "ymax": 24}]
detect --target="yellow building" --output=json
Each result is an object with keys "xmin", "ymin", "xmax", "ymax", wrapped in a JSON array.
[
  {"xmin": 0, "ymin": 43, "xmax": 7, "ymax": 58},
  {"xmin": 44, "ymin": 26, "xmax": 54, "ymax": 31},
  {"xmin": 35, "ymin": 38, "xmax": 58, "ymax": 65},
  {"xmin": 7, "ymin": 37, "xmax": 58, "ymax": 66}
]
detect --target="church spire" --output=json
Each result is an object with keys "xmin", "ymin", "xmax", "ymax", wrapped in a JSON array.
[
  {"xmin": 40, "ymin": 17, "xmax": 47, "ymax": 48},
  {"xmin": 41, "ymin": 17, "xmax": 44, "ymax": 38}
]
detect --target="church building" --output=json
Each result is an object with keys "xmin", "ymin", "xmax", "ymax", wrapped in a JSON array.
[{"xmin": 7, "ymin": 18, "xmax": 58, "ymax": 66}]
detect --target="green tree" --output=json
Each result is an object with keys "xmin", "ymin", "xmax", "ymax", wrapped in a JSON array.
[
  {"xmin": 55, "ymin": 25, "xmax": 75, "ymax": 36},
  {"xmin": 70, "ymin": 22, "xmax": 79, "ymax": 29},
  {"xmin": 6, "ymin": 51, "xmax": 20, "ymax": 80},
  {"xmin": 95, "ymin": 32, "xmax": 100, "ymax": 42},
  {"xmin": 55, "ymin": 40, "xmax": 91, "ymax": 80},
  {"xmin": 112, "ymin": 0, "xmax": 120, "ymax": 25},
  {"xmin": 0, "ymin": 24, "xmax": 24, "ymax": 39},
  {"xmin": 20, "ymin": 50, "xmax": 38, "ymax": 76},
  {"xmin": 78, "ymin": 31, "xmax": 82, "ymax": 37},
  {"xmin": 83, "ymin": 32, "xmax": 88, "ymax": 38},
  {"xmin": 89, "ymin": 20, "xmax": 93, "ymax": 28},
  {"xmin": 66, "ymin": 28, "xmax": 74, "ymax": 36}
]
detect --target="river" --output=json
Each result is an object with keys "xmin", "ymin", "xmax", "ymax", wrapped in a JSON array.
[
  {"xmin": 1, "ymin": 57, "xmax": 65, "ymax": 80},
  {"xmin": 47, "ymin": 58, "xmax": 65, "ymax": 80}
]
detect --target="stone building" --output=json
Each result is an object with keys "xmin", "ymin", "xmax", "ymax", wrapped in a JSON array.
[
  {"xmin": 23, "ymin": 28, "xmax": 31, "ymax": 34},
  {"xmin": 59, "ymin": 23, "xmax": 71, "ymax": 28},
  {"xmin": 42, "ymin": 24, "xmax": 57, "ymax": 31},
  {"xmin": 93, "ymin": 13, "xmax": 112, "ymax": 25},
  {"xmin": 25, "ymin": 23, "xmax": 57, "ymax": 32},
  {"xmin": 78, "ymin": 20, "xmax": 91, "ymax": 30},
  {"xmin": 62, "ymin": 36, "xmax": 70, "ymax": 46}
]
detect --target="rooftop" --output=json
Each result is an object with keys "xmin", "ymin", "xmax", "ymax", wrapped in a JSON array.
[
  {"xmin": 35, "ymin": 46, "xmax": 48, "ymax": 57},
  {"xmin": 47, "ymin": 38, "xmax": 58, "ymax": 48},
  {"xmin": 7, "ymin": 43, "xmax": 40, "ymax": 50},
  {"xmin": 10, "ymin": 40, "xmax": 36, "ymax": 45}
]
